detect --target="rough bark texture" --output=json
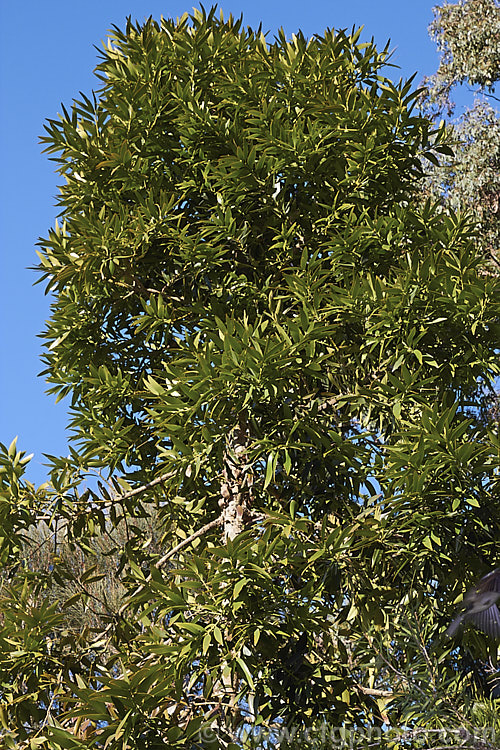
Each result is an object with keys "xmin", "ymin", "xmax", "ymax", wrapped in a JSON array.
[{"xmin": 221, "ymin": 424, "xmax": 254, "ymax": 541}]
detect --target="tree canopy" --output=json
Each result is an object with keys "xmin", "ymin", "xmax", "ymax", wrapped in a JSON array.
[
  {"xmin": 1, "ymin": 6, "xmax": 500, "ymax": 749},
  {"xmin": 421, "ymin": 0, "xmax": 500, "ymax": 265}
]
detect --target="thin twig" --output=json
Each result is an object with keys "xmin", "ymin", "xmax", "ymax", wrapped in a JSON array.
[{"xmin": 376, "ymin": 649, "xmax": 428, "ymax": 698}]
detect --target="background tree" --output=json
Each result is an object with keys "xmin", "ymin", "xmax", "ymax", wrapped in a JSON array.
[
  {"xmin": 420, "ymin": 0, "xmax": 500, "ymax": 266},
  {"xmin": 1, "ymin": 7, "xmax": 500, "ymax": 749}
]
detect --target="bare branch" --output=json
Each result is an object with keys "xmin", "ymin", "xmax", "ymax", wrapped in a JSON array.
[
  {"xmin": 113, "ymin": 470, "xmax": 176, "ymax": 502},
  {"xmin": 356, "ymin": 685, "xmax": 394, "ymax": 698},
  {"xmin": 155, "ymin": 516, "xmax": 223, "ymax": 568}
]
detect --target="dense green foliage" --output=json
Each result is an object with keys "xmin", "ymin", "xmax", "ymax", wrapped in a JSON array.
[
  {"xmin": 421, "ymin": 0, "xmax": 500, "ymax": 265},
  {"xmin": 1, "ymin": 7, "xmax": 500, "ymax": 749}
]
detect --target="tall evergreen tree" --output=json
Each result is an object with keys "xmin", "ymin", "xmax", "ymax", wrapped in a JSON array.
[{"xmin": 1, "ymin": 7, "xmax": 500, "ymax": 748}]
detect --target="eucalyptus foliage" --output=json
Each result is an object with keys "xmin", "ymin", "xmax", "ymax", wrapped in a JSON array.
[
  {"xmin": 426, "ymin": 0, "xmax": 499, "ymax": 100},
  {"xmin": 421, "ymin": 0, "xmax": 500, "ymax": 265},
  {"xmin": 2, "ymin": 7, "xmax": 500, "ymax": 749}
]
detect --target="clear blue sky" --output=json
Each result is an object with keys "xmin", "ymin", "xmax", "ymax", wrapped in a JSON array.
[{"xmin": 0, "ymin": 1, "xmax": 443, "ymax": 485}]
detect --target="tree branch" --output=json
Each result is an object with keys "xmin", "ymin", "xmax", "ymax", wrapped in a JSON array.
[
  {"xmin": 356, "ymin": 685, "xmax": 394, "ymax": 698},
  {"xmin": 117, "ymin": 515, "xmax": 224, "ymax": 617},
  {"xmin": 155, "ymin": 516, "xmax": 223, "ymax": 568},
  {"xmin": 467, "ymin": 85, "xmax": 500, "ymax": 103},
  {"xmin": 113, "ymin": 470, "xmax": 176, "ymax": 502},
  {"xmin": 117, "ymin": 511, "xmax": 266, "ymax": 619}
]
